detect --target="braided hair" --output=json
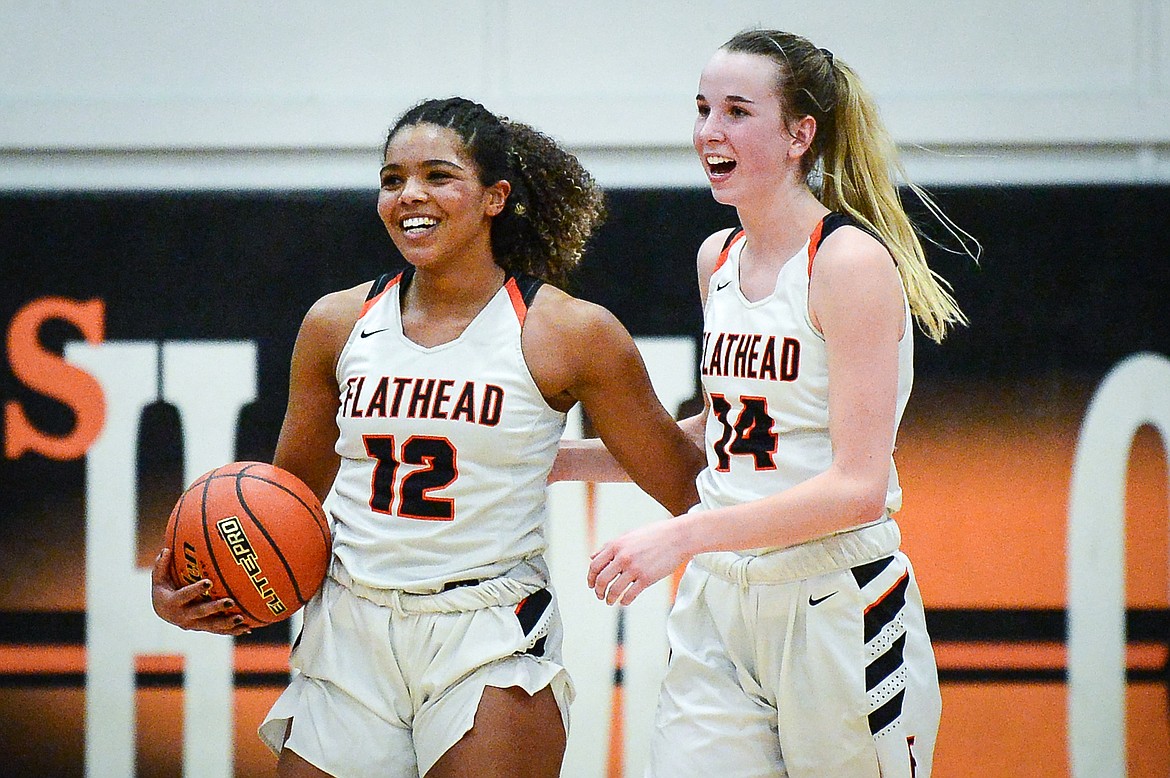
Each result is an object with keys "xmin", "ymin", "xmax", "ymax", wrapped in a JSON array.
[{"xmin": 385, "ymin": 97, "xmax": 606, "ymax": 287}]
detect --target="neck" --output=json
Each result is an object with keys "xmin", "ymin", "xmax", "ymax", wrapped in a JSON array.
[
  {"xmin": 407, "ymin": 255, "xmax": 506, "ymax": 317},
  {"xmin": 736, "ymin": 184, "xmax": 828, "ymax": 265}
]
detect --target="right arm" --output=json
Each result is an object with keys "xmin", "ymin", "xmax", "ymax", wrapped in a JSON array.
[
  {"xmin": 270, "ymin": 286, "xmax": 369, "ymax": 500},
  {"xmin": 152, "ymin": 284, "xmax": 367, "ymax": 634},
  {"xmin": 548, "ymin": 410, "xmax": 706, "ymax": 485}
]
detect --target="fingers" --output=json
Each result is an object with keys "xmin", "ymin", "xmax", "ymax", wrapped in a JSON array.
[
  {"xmin": 151, "ymin": 548, "xmax": 250, "ymax": 635},
  {"xmin": 174, "ymin": 578, "xmax": 214, "ymax": 607},
  {"xmin": 588, "ymin": 545, "xmax": 645, "ymax": 605},
  {"xmin": 587, "ymin": 546, "xmax": 613, "ymax": 588},
  {"xmin": 152, "ymin": 548, "xmax": 212, "ymax": 602},
  {"xmin": 193, "ymin": 605, "xmax": 253, "ymax": 636},
  {"xmin": 171, "ymin": 594, "xmax": 251, "ymax": 636},
  {"xmin": 152, "ymin": 547, "xmax": 171, "ymax": 583},
  {"xmin": 617, "ymin": 580, "xmax": 645, "ymax": 606}
]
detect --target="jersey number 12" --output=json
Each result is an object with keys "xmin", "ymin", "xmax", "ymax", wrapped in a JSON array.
[{"xmin": 363, "ymin": 434, "xmax": 458, "ymax": 520}]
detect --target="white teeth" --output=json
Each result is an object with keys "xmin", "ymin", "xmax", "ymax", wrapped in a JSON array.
[
  {"xmin": 401, "ymin": 216, "xmax": 438, "ymax": 230},
  {"xmin": 706, "ymin": 155, "xmax": 734, "ymax": 165}
]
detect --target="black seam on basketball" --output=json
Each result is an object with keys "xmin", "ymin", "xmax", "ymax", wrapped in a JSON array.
[
  {"xmin": 233, "ymin": 472, "xmax": 306, "ymax": 609},
  {"xmin": 170, "ymin": 470, "xmax": 213, "ymax": 572},
  {"xmin": 198, "ymin": 471, "xmax": 267, "ymax": 624},
  {"xmin": 238, "ymin": 473, "xmax": 330, "ymax": 553},
  {"xmin": 166, "ymin": 491, "xmax": 187, "ymax": 574},
  {"xmin": 235, "ymin": 472, "xmax": 328, "ymax": 605},
  {"xmin": 200, "ymin": 474, "xmax": 254, "ymax": 621}
]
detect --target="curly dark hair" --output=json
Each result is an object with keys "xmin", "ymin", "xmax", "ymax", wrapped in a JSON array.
[{"xmin": 385, "ymin": 97, "xmax": 606, "ymax": 287}]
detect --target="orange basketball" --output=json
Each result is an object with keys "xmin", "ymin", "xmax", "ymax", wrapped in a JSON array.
[{"xmin": 163, "ymin": 461, "xmax": 331, "ymax": 627}]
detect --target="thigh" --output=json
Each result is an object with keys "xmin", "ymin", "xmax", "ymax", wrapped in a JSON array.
[
  {"xmin": 648, "ymin": 566, "xmax": 784, "ymax": 778},
  {"xmin": 277, "ymin": 746, "xmax": 337, "ymax": 778},
  {"xmin": 411, "ymin": 590, "xmax": 573, "ymax": 776},
  {"xmin": 425, "ymin": 685, "xmax": 566, "ymax": 778}
]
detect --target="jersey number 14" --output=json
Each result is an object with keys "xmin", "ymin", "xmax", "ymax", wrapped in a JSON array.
[{"xmin": 709, "ymin": 393, "xmax": 778, "ymax": 471}]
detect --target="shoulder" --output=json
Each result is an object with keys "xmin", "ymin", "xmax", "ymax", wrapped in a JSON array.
[
  {"xmin": 302, "ymin": 281, "xmax": 371, "ymax": 329},
  {"xmin": 525, "ymin": 283, "xmax": 628, "ymax": 347},
  {"xmin": 697, "ymin": 227, "xmax": 738, "ymax": 279},
  {"xmin": 809, "ymin": 224, "xmax": 903, "ymax": 333},
  {"xmin": 696, "ymin": 227, "xmax": 739, "ymax": 303},
  {"xmin": 521, "ymin": 284, "xmax": 642, "ymax": 409},
  {"xmin": 294, "ymin": 280, "xmax": 375, "ymax": 359},
  {"xmin": 812, "ymin": 222, "xmax": 897, "ymax": 281}
]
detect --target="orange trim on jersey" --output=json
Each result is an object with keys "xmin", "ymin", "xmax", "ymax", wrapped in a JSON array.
[
  {"xmin": 505, "ymin": 277, "xmax": 528, "ymax": 326},
  {"xmin": 865, "ymin": 569, "xmax": 910, "ymax": 615},
  {"xmin": 358, "ymin": 273, "xmax": 402, "ymax": 319},
  {"xmin": 712, "ymin": 230, "xmax": 745, "ymax": 273},
  {"xmin": 806, "ymin": 216, "xmax": 827, "ymax": 277}
]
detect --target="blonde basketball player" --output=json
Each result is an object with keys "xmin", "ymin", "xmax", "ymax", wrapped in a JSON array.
[
  {"xmin": 559, "ymin": 29, "xmax": 973, "ymax": 777},
  {"xmin": 152, "ymin": 96, "xmax": 704, "ymax": 778}
]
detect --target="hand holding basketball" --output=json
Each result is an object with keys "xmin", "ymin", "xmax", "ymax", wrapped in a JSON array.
[
  {"xmin": 157, "ymin": 461, "xmax": 332, "ymax": 630},
  {"xmin": 151, "ymin": 547, "xmax": 251, "ymax": 635}
]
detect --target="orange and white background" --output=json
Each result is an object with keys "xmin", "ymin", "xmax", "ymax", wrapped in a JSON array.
[{"xmin": 2, "ymin": 3, "xmax": 1168, "ymax": 777}]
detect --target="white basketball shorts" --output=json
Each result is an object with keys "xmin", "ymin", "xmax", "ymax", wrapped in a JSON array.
[
  {"xmin": 647, "ymin": 519, "xmax": 941, "ymax": 778},
  {"xmin": 258, "ymin": 559, "xmax": 573, "ymax": 777}
]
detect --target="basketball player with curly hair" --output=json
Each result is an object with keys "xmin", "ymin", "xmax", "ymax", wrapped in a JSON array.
[{"xmin": 153, "ymin": 96, "xmax": 704, "ymax": 777}]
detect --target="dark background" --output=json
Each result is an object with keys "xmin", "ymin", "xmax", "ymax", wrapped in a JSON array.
[
  {"xmin": 2, "ymin": 184, "xmax": 1169, "ymax": 543},
  {"xmin": 0, "ymin": 185, "xmax": 1168, "ymax": 775}
]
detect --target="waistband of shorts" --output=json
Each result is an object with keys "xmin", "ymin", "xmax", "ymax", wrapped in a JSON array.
[
  {"xmin": 692, "ymin": 518, "xmax": 901, "ymax": 587},
  {"xmin": 329, "ymin": 557, "xmax": 548, "ymax": 615}
]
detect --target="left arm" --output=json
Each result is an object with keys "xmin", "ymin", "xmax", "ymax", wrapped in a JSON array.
[
  {"xmin": 525, "ymin": 287, "xmax": 705, "ymax": 516},
  {"xmin": 589, "ymin": 228, "xmax": 905, "ymax": 603},
  {"xmin": 547, "ymin": 409, "xmax": 707, "ymax": 484}
]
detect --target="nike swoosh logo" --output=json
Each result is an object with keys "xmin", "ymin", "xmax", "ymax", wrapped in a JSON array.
[
  {"xmin": 359, "ymin": 327, "xmax": 391, "ymax": 338},
  {"xmin": 715, "ymin": 281, "xmax": 731, "ymax": 291},
  {"xmin": 809, "ymin": 592, "xmax": 837, "ymax": 606}
]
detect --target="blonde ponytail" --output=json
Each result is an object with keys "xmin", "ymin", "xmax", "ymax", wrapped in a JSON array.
[
  {"xmin": 822, "ymin": 62, "xmax": 973, "ymax": 343},
  {"xmin": 723, "ymin": 29, "xmax": 978, "ymax": 343}
]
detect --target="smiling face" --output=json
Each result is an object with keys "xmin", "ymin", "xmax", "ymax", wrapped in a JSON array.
[
  {"xmin": 693, "ymin": 49, "xmax": 805, "ymax": 205},
  {"xmin": 376, "ymin": 123, "xmax": 510, "ymax": 270}
]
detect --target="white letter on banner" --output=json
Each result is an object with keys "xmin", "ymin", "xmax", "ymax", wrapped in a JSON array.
[
  {"xmin": 161, "ymin": 341, "xmax": 258, "ymax": 777},
  {"xmin": 1068, "ymin": 352, "xmax": 1170, "ymax": 778},
  {"xmin": 71, "ymin": 340, "xmax": 256, "ymax": 778},
  {"xmin": 551, "ymin": 336, "xmax": 697, "ymax": 778}
]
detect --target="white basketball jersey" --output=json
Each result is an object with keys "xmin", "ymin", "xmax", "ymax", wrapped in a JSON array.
[
  {"xmin": 323, "ymin": 269, "xmax": 566, "ymax": 592},
  {"xmin": 695, "ymin": 215, "xmax": 914, "ymax": 550}
]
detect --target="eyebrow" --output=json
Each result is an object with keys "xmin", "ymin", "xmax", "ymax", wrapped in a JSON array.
[
  {"xmin": 380, "ymin": 159, "xmax": 465, "ymax": 174},
  {"xmin": 695, "ymin": 93, "xmax": 756, "ymax": 104}
]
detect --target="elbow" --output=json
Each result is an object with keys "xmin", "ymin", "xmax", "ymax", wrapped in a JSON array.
[
  {"xmin": 671, "ymin": 483, "xmax": 702, "ymax": 517},
  {"xmin": 833, "ymin": 467, "xmax": 889, "ymax": 526},
  {"xmin": 671, "ymin": 445, "xmax": 706, "ymax": 515},
  {"xmin": 686, "ymin": 444, "xmax": 706, "ymax": 482},
  {"xmin": 851, "ymin": 484, "xmax": 889, "ymax": 525},
  {"xmin": 854, "ymin": 493, "xmax": 888, "ymax": 525}
]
